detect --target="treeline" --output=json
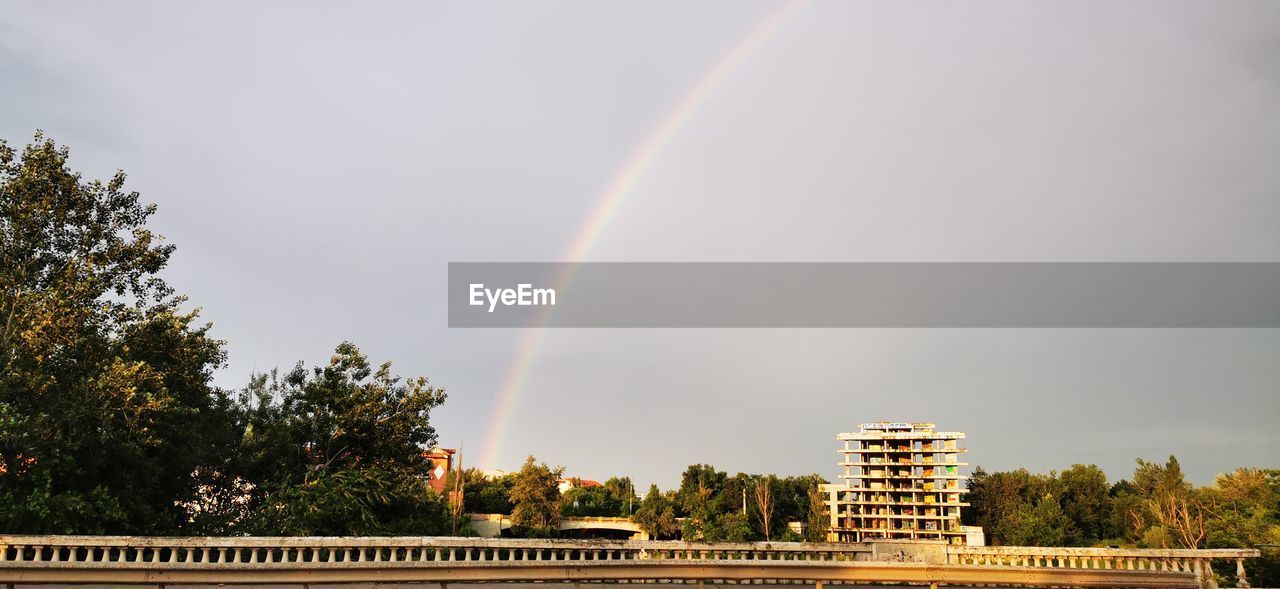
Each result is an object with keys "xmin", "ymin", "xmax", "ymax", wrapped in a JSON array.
[
  {"xmin": 966, "ymin": 459, "xmax": 1280, "ymax": 549},
  {"xmin": 965, "ymin": 459, "xmax": 1280, "ymax": 585},
  {"xmin": 458, "ymin": 462, "xmax": 829, "ymax": 542}
]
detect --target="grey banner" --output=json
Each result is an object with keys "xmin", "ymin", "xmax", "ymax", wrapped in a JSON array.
[{"xmin": 448, "ymin": 263, "xmax": 1280, "ymax": 328}]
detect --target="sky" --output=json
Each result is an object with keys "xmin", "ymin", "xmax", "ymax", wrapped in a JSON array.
[{"xmin": 2, "ymin": 1, "xmax": 1278, "ymax": 489}]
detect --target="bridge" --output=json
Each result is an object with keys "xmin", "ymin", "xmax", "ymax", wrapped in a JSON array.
[
  {"xmin": 0, "ymin": 535, "xmax": 1259, "ymax": 588},
  {"xmin": 469, "ymin": 514, "xmax": 646, "ymax": 539}
]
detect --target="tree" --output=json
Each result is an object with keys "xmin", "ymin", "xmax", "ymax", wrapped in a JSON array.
[
  {"xmin": 1203, "ymin": 469, "xmax": 1280, "ymax": 587},
  {"xmin": 1108, "ymin": 479, "xmax": 1145, "ymax": 544},
  {"xmin": 769, "ymin": 473, "xmax": 827, "ymax": 541},
  {"xmin": 754, "ymin": 476, "xmax": 776, "ymax": 540},
  {"xmin": 806, "ymin": 483, "xmax": 830, "ymax": 542},
  {"xmin": 602, "ymin": 476, "xmax": 638, "ymax": 516},
  {"xmin": 1058, "ymin": 464, "xmax": 1114, "ymax": 543},
  {"xmin": 996, "ymin": 498, "xmax": 1075, "ymax": 547},
  {"xmin": 965, "ymin": 467, "xmax": 1041, "ymax": 543},
  {"xmin": 230, "ymin": 343, "xmax": 449, "ymax": 535},
  {"xmin": 633, "ymin": 484, "xmax": 677, "ymax": 539},
  {"xmin": 561, "ymin": 482, "xmax": 622, "ymax": 517},
  {"xmin": 676, "ymin": 464, "xmax": 726, "ymax": 541},
  {"xmin": 463, "ymin": 469, "xmax": 516, "ymax": 515},
  {"xmin": 509, "ymin": 455, "xmax": 563, "ymax": 537},
  {"xmin": 0, "ymin": 133, "xmax": 232, "ymax": 534},
  {"xmin": 1131, "ymin": 456, "xmax": 1206, "ymax": 549},
  {"xmin": 966, "ymin": 467, "xmax": 1081, "ymax": 546}
]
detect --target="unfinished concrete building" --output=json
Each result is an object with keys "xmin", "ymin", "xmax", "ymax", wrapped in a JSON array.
[{"xmin": 828, "ymin": 422, "xmax": 973, "ymax": 543}]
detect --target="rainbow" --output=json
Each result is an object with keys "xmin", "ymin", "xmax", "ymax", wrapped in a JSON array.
[{"xmin": 478, "ymin": 0, "xmax": 808, "ymax": 470}]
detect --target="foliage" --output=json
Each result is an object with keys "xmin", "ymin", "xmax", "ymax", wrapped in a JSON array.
[
  {"xmin": 806, "ymin": 483, "xmax": 830, "ymax": 542},
  {"xmin": 994, "ymin": 497, "xmax": 1075, "ymax": 546},
  {"xmin": 253, "ymin": 467, "xmax": 449, "ymax": 536},
  {"xmin": 1202, "ymin": 469, "xmax": 1280, "ymax": 586},
  {"xmin": 509, "ymin": 455, "xmax": 563, "ymax": 537},
  {"xmin": 561, "ymin": 477, "xmax": 636, "ymax": 517},
  {"xmin": 225, "ymin": 342, "xmax": 449, "ymax": 535},
  {"xmin": 1058, "ymin": 464, "xmax": 1113, "ymax": 542},
  {"xmin": 444, "ymin": 468, "xmax": 515, "ymax": 515},
  {"xmin": 671, "ymin": 464, "xmax": 826, "ymax": 542},
  {"xmin": 633, "ymin": 484, "xmax": 677, "ymax": 539},
  {"xmin": 967, "ymin": 457, "xmax": 1279, "ymax": 586},
  {"xmin": 0, "ymin": 133, "xmax": 232, "ymax": 534},
  {"xmin": 602, "ymin": 476, "xmax": 639, "ymax": 516},
  {"xmin": 1130, "ymin": 456, "xmax": 1207, "ymax": 549}
]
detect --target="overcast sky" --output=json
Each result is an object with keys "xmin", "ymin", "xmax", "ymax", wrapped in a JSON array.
[{"xmin": 2, "ymin": 1, "xmax": 1277, "ymax": 489}]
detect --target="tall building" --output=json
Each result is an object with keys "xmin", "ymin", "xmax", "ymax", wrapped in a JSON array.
[{"xmin": 828, "ymin": 422, "xmax": 971, "ymax": 543}]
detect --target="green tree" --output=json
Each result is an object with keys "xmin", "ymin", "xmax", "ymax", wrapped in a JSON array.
[
  {"xmin": 995, "ymin": 498, "xmax": 1075, "ymax": 546},
  {"xmin": 602, "ymin": 476, "xmax": 638, "ymax": 516},
  {"xmin": 1108, "ymin": 479, "xmax": 1145, "ymax": 544},
  {"xmin": 633, "ymin": 484, "xmax": 677, "ymax": 539},
  {"xmin": 231, "ymin": 343, "xmax": 449, "ymax": 535},
  {"xmin": 676, "ymin": 464, "xmax": 727, "ymax": 540},
  {"xmin": 446, "ymin": 468, "xmax": 514, "ymax": 515},
  {"xmin": 1202, "ymin": 468, "xmax": 1280, "ymax": 586},
  {"xmin": 806, "ymin": 483, "xmax": 830, "ymax": 542},
  {"xmin": 1130, "ymin": 456, "xmax": 1206, "ymax": 548},
  {"xmin": 560, "ymin": 481, "xmax": 623, "ymax": 517},
  {"xmin": 965, "ymin": 467, "xmax": 1040, "ymax": 542},
  {"xmin": 509, "ymin": 455, "xmax": 563, "ymax": 537},
  {"xmin": 1058, "ymin": 464, "xmax": 1113, "ymax": 543},
  {"xmin": 709, "ymin": 511, "xmax": 754, "ymax": 542},
  {"xmin": 0, "ymin": 133, "xmax": 232, "ymax": 534},
  {"xmin": 966, "ymin": 467, "xmax": 1081, "ymax": 546}
]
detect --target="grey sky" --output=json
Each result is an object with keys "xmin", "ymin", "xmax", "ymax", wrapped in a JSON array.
[{"xmin": 2, "ymin": 1, "xmax": 1277, "ymax": 488}]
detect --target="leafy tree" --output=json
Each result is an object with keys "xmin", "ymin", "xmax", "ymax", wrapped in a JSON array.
[
  {"xmin": 509, "ymin": 455, "xmax": 563, "ymax": 537},
  {"xmin": 677, "ymin": 464, "xmax": 727, "ymax": 540},
  {"xmin": 254, "ymin": 467, "xmax": 449, "ymax": 536},
  {"xmin": 561, "ymin": 481, "xmax": 623, "ymax": 517},
  {"xmin": 995, "ymin": 498, "xmax": 1075, "ymax": 547},
  {"xmin": 1130, "ymin": 456, "xmax": 1206, "ymax": 548},
  {"xmin": 633, "ymin": 484, "xmax": 677, "ymax": 539},
  {"xmin": 966, "ymin": 467, "xmax": 1084, "ymax": 546},
  {"xmin": 445, "ymin": 468, "xmax": 514, "ymax": 515},
  {"xmin": 708, "ymin": 511, "xmax": 753, "ymax": 542},
  {"xmin": 1202, "ymin": 468, "xmax": 1280, "ymax": 586},
  {"xmin": 1108, "ymin": 479, "xmax": 1145, "ymax": 544},
  {"xmin": 229, "ymin": 343, "xmax": 449, "ymax": 535},
  {"xmin": 806, "ymin": 483, "xmax": 830, "ymax": 542},
  {"xmin": 965, "ymin": 467, "xmax": 1044, "ymax": 542},
  {"xmin": 602, "ymin": 476, "xmax": 639, "ymax": 516},
  {"xmin": 0, "ymin": 133, "xmax": 232, "ymax": 534},
  {"xmin": 1058, "ymin": 464, "xmax": 1114, "ymax": 542}
]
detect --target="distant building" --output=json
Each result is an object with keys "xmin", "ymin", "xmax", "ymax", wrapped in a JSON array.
[
  {"xmin": 827, "ymin": 422, "xmax": 975, "ymax": 543},
  {"xmin": 424, "ymin": 447, "xmax": 456, "ymax": 493},
  {"xmin": 558, "ymin": 477, "xmax": 602, "ymax": 494}
]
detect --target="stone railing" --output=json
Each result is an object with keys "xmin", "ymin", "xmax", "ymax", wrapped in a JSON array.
[
  {"xmin": 0, "ymin": 535, "xmax": 1250, "ymax": 588},
  {"xmin": 0, "ymin": 535, "xmax": 871, "ymax": 566},
  {"xmin": 947, "ymin": 545, "xmax": 1261, "ymax": 589}
]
